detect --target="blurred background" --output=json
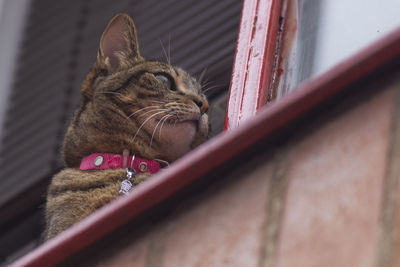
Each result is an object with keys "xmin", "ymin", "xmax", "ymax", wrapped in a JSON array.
[{"xmin": 0, "ymin": 0, "xmax": 242, "ymax": 264}]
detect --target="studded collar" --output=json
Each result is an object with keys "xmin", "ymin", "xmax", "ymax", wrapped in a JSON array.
[{"xmin": 79, "ymin": 153, "xmax": 162, "ymax": 174}]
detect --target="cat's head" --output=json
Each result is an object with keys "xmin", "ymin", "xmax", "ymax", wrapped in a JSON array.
[{"xmin": 63, "ymin": 14, "xmax": 209, "ymax": 167}]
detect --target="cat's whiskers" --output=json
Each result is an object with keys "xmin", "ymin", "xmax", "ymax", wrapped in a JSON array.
[
  {"xmin": 170, "ymin": 107, "xmax": 183, "ymax": 126},
  {"xmin": 159, "ymin": 39, "xmax": 171, "ymax": 65},
  {"xmin": 200, "ymin": 78, "xmax": 212, "ymax": 89},
  {"xmin": 202, "ymin": 84, "xmax": 223, "ymax": 94},
  {"xmin": 198, "ymin": 68, "xmax": 207, "ymax": 85},
  {"xmin": 163, "ymin": 107, "xmax": 182, "ymax": 123},
  {"xmin": 168, "ymin": 33, "xmax": 171, "ymax": 64},
  {"xmin": 174, "ymin": 104, "xmax": 187, "ymax": 119},
  {"xmin": 132, "ymin": 110, "xmax": 168, "ymax": 144},
  {"xmin": 150, "ymin": 114, "xmax": 173, "ymax": 148},
  {"xmin": 158, "ymin": 113, "xmax": 175, "ymax": 139},
  {"xmin": 127, "ymin": 105, "xmax": 161, "ymax": 119},
  {"xmin": 136, "ymin": 108, "xmax": 167, "ymax": 119}
]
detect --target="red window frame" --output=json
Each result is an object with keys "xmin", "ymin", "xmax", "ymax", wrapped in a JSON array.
[{"xmin": 225, "ymin": 0, "xmax": 283, "ymax": 130}]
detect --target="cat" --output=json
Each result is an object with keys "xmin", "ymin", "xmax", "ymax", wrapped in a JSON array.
[{"xmin": 44, "ymin": 13, "xmax": 209, "ymax": 240}]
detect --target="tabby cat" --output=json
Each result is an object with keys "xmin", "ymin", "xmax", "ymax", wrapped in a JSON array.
[{"xmin": 44, "ymin": 14, "xmax": 209, "ymax": 240}]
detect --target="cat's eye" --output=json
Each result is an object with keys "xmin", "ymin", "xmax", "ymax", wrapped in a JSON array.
[
  {"xmin": 155, "ymin": 74, "xmax": 171, "ymax": 86},
  {"xmin": 155, "ymin": 73, "xmax": 177, "ymax": 91},
  {"xmin": 155, "ymin": 74, "xmax": 169, "ymax": 83}
]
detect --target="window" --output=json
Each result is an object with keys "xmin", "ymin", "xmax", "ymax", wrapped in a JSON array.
[
  {"xmin": 275, "ymin": 0, "xmax": 400, "ymax": 98},
  {"xmin": 226, "ymin": 0, "xmax": 400, "ymax": 129}
]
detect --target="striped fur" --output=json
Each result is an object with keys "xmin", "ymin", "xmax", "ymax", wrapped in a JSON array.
[{"xmin": 44, "ymin": 14, "xmax": 209, "ymax": 240}]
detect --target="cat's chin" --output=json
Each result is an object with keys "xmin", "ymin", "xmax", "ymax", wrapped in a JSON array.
[
  {"xmin": 140, "ymin": 113, "xmax": 208, "ymax": 161},
  {"xmin": 158, "ymin": 120, "xmax": 197, "ymax": 159}
]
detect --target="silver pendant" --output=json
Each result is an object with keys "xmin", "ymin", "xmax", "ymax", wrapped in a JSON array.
[
  {"xmin": 119, "ymin": 167, "xmax": 136, "ymax": 195},
  {"xmin": 119, "ymin": 179, "xmax": 133, "ymax": 195}
]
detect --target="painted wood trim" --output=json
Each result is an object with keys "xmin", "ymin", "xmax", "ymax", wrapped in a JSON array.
[{"xmin": 224, "ymin": 0, "xmax": 283, "ymax": 130}]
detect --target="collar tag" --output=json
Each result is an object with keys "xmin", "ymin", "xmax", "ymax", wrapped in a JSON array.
[
  {"xmin": 119, "ymin": 167, "xmax": 136, "ymax": 195},
  {"xmin": 80, "ymin": 152, "xmax": 164, "ymax": 195}
]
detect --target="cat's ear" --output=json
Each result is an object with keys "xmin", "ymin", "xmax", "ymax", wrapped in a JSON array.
[{"xmin": 97, "ymin": 13, "xmax": 141, "ymax": 73}]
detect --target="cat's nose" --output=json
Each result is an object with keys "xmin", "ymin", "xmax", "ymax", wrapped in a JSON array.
[{"xmin": 193, "ymin": 98, "xmax": 209, "ymax": 114}]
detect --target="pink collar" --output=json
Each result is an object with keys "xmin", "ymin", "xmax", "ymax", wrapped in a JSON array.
[{"xmin": 79, "ymin": 153, "xmax": 161, "ymax": 174}]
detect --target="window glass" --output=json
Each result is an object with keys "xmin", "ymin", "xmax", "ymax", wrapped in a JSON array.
[
  {"xmin": 275, "ymin": 0, "xmax": 400, "ymax": 98},
  {"xmin": 314, "ymin": 0, "xmax": 400, "ymax": 76}
]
